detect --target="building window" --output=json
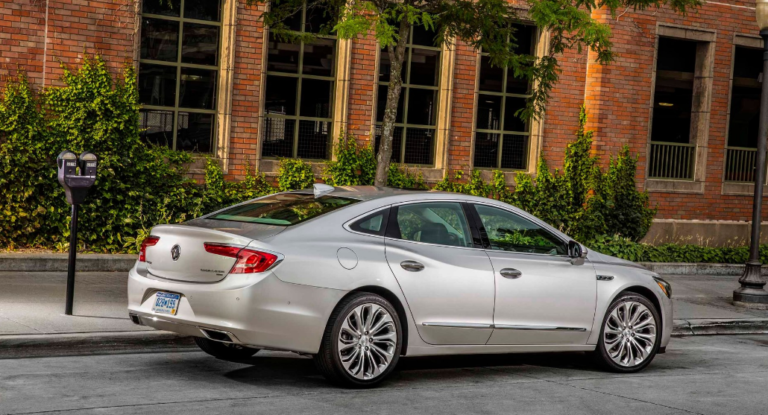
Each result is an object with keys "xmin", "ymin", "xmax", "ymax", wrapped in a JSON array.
[
  {"xmin": 648, "ymin": 37, "xmax": 698, "ymax": 180},
  {"xmin": 473, "ymin": 25, "xmax": 535, "ymax": 170},
  {"xmin": 138, "ymin": 0, "xmax": 221, "ymax": 153},
  {"xmin": 262, "ymin": 2, "xmax": 336, "ymax": 160},
  {"xmin": 374, "ymin": 24, "xmax": 441, "ymax": 166},
  {"xmin": 725, "ymin": 46, "xmax": 763, "ymax": 182}
]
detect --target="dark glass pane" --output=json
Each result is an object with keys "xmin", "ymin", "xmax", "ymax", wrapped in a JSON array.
[
  {"xmin": 139, "ymin": 110, "xmax": 174, "ymax": 148},
  {"xmin": 268, "ymin": 34, "xmax": 300, "ymax": 73},
  {"xmin": 379, "ymin": 49, "xmax": 407, "ymax": 83},
  {"xmin": 281, "ymin": 8, "xmax": 303, "ymax": 32},
  {"xmin": 476, "ymin": 94, "xmax": 502, "ymax": 130},
  {"xmin": 406, "ymin": 88, "xmax": 436, "ymax": 125},
  {"xmin": 506, "ymin": 71, "xmax": 530, "ymax": 94},
  {"xmin": 302, "ymin": 38, "xmax": 335, "ymax": 76},
  {"xmin": 375, "ymin": 126, "xmax": 403, "ymax": 162},
  {"xmin": 139, "ymin": 63, "xmax": 176, "ymax": 107},
  {"xmin": 408, "ymin": 48, "xmax": 439, "ymax": 86},
  {"xmin": 657, "ymin": 37, "xmax": 697, "ymax": 73},
  {"xmin": 411, "ymin": 23, "xmax": 438, "ymax": 47},
  {"xmin": 511, "ymin": 24, "xmax": 535, "ymax": 55},
  {"xmin": 478, "ymin": 55, "xmax": 503, "ymax": 92},
  {"xmin": 733, "ymin": 47, "xmax": 763, "ymax": 80},
  {"xmin": 184, "ymin": 0, "xmax": 221, "ymax": 21},
  {"xmin": 297, "ymin": 120, "xmax": 331, "ymax": 159},
  {"xmin": 300, "ymin": 78, "xmax": 332, "ymax": 118},
  {"xmin": 143, "ymin": 0, "xmax": 180, "ymax": 17},
  {"xmin": 376, "ymin": 85, "xmax": 404, "ymax": 123},
  {"xmin": 265, "ymin": 75, "xmax": 297, "ymax": 115},
  {"xmin": 473, "ymin": 132, "xmax": 499, "ymax": 168},
  {"xmin": 181, "ymin": 23, "xmax": 219, "ymax": 66},
  {"xmin": 179, "ymin": 68, "xmax": 217, "ymax": 109},
  {"xmin": 141, "ymin": 18, "xmax": 179, "ymax": 62},
  {"xmin": 474, "ymin": 204, "xmax": 567, "ymax": 255},
  {"xmin": 651, "ymin": 38, "xmax": 695, "ymax": 144},
  {"xmin": 500, "ymin": 134, "xmax": 528, "ymax": 170},
  {"xmin": 262, "ymin": 118, "xmax": 295, "ymax": 158},
  {"xmin": 728, "ymin": 86, "xmax": 761, "ymax": 148},
  {"xmin": 176, "ymin": 112, "xmax": 213, "ymax": 153},
  {"xmin": 403, "ymin": 127, "xmax": 434, "ymax": 165},
  {"xmin": 503, "ymin": 97, "xmax": 527, "ymax": 132},
  {"xmin": 305, "ymin": 2, "xmax": 333, "ymax": 33}
]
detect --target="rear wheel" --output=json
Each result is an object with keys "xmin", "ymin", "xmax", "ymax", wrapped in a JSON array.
[
  {"xmin": 592, "ymin": 292, "xmax": 661, "ymax": 373},
  {"xmin": 315, "ymin": 293, "xmax": 402, "ymax": 388},
  {"xmin": 194, "ymin": 337, "xmax": 259, "ymax": 361}
]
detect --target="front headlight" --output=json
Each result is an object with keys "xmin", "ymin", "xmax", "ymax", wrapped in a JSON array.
[{"xmin": 653, "ymin": 277, "xmax": 671, "ymax": 298}]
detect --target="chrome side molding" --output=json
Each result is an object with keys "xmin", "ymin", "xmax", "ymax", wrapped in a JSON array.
[{"xmin": 422, "ymin": 322, "xmax": 586, "ymax": 332}]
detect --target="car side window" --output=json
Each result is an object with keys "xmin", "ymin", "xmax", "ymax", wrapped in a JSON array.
[
  {"xmin": 350, "ymin": 209, "xmax": 389, "ymax": 236},
  {"xmin": 473, "ymin": 204, "xmax": 567, "ymax": 255},
  {"xmin": 392, "ymin": 202, "xmax": 472, "ymax": 247}
]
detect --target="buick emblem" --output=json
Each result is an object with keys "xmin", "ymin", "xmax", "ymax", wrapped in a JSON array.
[{"xmin": 171, "ymin": 244, "xmax": 181, "ymax": 261}]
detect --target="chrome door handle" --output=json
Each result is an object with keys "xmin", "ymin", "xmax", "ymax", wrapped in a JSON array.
[
  {"xmin": 500, "ymin": 268, "xmax": 522, "ymax": 279},
  {"xmin": 400, "ymin": 260, "xmax": 425, "ymax": 272}
]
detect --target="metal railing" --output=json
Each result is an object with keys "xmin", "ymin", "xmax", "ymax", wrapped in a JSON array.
[
  {"xmin": 724, "ymin": 146, "xmax": 761, "ymax": 183},
  {"xmin": 648, "ymin": 142, "xmax": 695, "ymax": 180}
]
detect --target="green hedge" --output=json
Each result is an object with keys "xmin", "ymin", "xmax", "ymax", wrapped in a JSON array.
[{"xmin": 587, "ymin": 235, "xmax": 768, "ymax": 264}]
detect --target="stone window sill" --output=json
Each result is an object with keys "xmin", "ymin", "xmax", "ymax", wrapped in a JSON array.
[
  {"xmin": 721, "ymin": 182, "xmax": 768, "ymax": 196},
  {"xmin": 646, "ymin": 179, "xmax": 704, "ymax": 194}
]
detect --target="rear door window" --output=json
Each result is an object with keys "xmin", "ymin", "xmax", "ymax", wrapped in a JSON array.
[
  {"xmin": 210, "ymin": 194, "xmax": 359, "ymax": 225},
  {"xmin": 388, "ymin": 202, "xmax": 472, "ymax": 247}
]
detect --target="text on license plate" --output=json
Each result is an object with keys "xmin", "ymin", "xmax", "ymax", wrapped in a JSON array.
[{"xmin": 152, "ymin": 292, "xmax": 181, "ymax": 315}]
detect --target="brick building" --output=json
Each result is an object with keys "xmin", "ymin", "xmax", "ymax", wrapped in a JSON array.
[{"xmin": 2, "ymin": 0, "xmax": 768, "ymax": 244}]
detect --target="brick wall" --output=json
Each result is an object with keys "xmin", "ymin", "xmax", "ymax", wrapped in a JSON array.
[
  {"xmin": 446, "ymin": 40, "xmax": 477, "ymax": 176},
  {"xmin": 346, "ymin": 35, "xmax": 378, "ymax": 144}
]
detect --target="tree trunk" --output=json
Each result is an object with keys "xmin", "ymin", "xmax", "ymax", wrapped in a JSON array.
[{"xmin": 374, "ymin": 19, "xmax": 411, "ymax": 187}]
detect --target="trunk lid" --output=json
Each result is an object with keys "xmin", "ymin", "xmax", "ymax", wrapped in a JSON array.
[{"xmin": 145, "ymin": 224, "xmax": 255, "ymax": 283}]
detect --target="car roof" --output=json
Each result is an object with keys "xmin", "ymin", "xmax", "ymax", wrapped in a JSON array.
[{"xmin": 290, "ymin": 186, "xmax": 442, "ymax": 201}]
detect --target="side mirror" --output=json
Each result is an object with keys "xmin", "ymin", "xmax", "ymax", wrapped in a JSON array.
[{"xmin": 568, "ymin": 240, "xmax": 587, "ymax": 265}]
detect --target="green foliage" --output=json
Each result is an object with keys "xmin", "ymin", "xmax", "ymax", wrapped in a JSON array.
[
  {"xmin": 278, "ymin": 158, "xmax": 316, "ymax": 191},
  {"xmin": 386, "ymin": 164, "xmax": 426, "ymax": 189},
  {"xmin": 435, "ymin": 107, "xmax": 656, "ymax": 243},
  {"xmin": 0, "ymin": 56, "xmax": 274, "ymax": 253},
  {"xmin": 323, "ymin": 134, "xmax": 376, "ymax": 186},
  {"xmin": 588, "ymin": 235, "xmax": 768, "ymax": 264}
]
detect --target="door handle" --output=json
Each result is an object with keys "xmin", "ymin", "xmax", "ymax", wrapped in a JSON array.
[
  {"xmin": 500, "ymin": 268, "xmax": 522, "ymax": 279},
  {"xmin": 400, "ymin": 260, "xmax": 425, "ymax": 272}
]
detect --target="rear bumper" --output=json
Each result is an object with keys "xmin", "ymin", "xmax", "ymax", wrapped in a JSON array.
[{"xmin": 127, "ymin": 263, "xmax": 347, "ymax": 354}]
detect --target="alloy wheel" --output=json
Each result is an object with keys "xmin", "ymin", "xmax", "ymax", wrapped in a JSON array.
[
  {"xmin": 337, "ymin": 303, "xmax": 398, "ymax": 380},
  {"xmin": 603, "ymin": 301, "xmax": 658, "ymax": 367}
]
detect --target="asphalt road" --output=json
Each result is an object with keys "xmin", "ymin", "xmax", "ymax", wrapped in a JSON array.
[{"xmin": 1, "ymin": 335, "xmax": 767, "ymax": 415}]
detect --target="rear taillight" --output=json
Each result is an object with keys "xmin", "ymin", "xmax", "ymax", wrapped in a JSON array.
[
  {"xmin": 139, "ymin": 236, "xmax": 160, "ymax": 262},
  {"xmin": 204, "ymin": 243, "xmax": 279, "ymax": 274}
]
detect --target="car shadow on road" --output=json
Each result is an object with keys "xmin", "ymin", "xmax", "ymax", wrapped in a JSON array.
[{"xmin": 222, "ymin": 351, "xmax": 598, "ymax": 388}]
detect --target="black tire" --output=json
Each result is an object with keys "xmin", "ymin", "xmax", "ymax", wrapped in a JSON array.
[
  {"xmin": 591, "ymin": 292, "xmax": 661, "ymax": 373},
  {"xmin": 314, "ymin": 292, "xmax": 403, "ymax": 388},
  {"xmin": 194, "ymin": 337, "xmax": 259, "ymax": 361}
]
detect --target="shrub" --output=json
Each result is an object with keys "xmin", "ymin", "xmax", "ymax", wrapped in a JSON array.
[
  {"xmin": 277, "ymin": 158, "xmax": 315, "ymax": 191},
  {"xmin": 587, "ymin": 235, "xmax": 768, "ymax": 264}
]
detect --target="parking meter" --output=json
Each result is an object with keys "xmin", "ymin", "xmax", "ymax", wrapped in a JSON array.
[
  {"xmin": 56, "ymin": 150, "xmax": 98, "ymax": 315},
  {"xmin": 57, "ymin": 151, "xmax": 97, "ymax": 205}
]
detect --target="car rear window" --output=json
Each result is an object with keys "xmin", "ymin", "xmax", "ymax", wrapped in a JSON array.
[{"xmin": 209, "ymin": 194, "xmax": 359, "ymax": 226}]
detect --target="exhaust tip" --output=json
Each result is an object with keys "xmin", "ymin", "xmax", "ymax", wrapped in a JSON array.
[
  {"xmin": 129, "ymin": 313, "xmax": 143, "ymax": 326},
  {"xmin": 200, "ymin": 328, "xmax": 234, "ymax": 343}
]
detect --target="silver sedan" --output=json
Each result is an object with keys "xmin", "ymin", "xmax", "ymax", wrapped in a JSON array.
[{"xmin": 127, "ymin": 185, "xmax": 672, "ymax": 387}]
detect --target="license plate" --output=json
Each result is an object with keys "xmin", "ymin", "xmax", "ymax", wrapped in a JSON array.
[{"xmin": 152, "ymin": 292, "xmax": 181, "ymax": 316}]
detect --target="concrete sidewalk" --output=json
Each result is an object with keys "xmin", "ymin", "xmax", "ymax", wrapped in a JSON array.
[{"xmin": 0, "ymin": 271, "xmax": 766, "ymax": 357}]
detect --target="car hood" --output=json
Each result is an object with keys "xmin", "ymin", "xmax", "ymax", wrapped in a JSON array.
[{"xmin": 586, "ymin": 249, "xmax": 647, "ymax": 270}]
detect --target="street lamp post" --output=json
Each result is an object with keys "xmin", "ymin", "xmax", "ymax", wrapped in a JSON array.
[{"xmin": 734, "ymin": 0, "xmax": 768, "ymax": 308}]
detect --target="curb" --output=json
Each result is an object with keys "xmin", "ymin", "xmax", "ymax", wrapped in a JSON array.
[
  {"xmin": 0, "ymin": 253, "xmax": 136, "ymax": 273},
  {"xmin": 0, "ymin": 331, "xmax": 195, "ymax": 358},
  {"xmin": 639, "ymin": 262, "xmax": 768, "ymax": 276},
  {"xmin": 672, "ymin": 318, "xmax": 768, "ymax": 336}
]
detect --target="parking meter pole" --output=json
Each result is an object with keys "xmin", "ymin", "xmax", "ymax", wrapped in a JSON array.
[{"xmin": 65, "ymin": 204, "xmax": 78, "ymax": 316}]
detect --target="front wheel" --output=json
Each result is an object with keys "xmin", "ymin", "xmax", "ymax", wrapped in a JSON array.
[
  {"xmin": 314, "ymin": 293, "xmax": 402, "ymax": 388},
  {"xmin": 592, "ymin": 292, "xmax": 661, "ymax": 373},
  {"xmin": 194, "ymin": 337, "xmax": 259, "ymax": 361}
]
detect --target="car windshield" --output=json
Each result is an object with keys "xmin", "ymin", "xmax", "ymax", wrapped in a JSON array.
[{"xmin": 209, "ymin": 194, "xmax": 359, "ymax": 226}]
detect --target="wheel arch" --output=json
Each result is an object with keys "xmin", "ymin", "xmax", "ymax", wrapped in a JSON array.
[
  {"xmin": 334, "ymin": 285, "xmax": 410, "ymax": 356},
  {"xmin": 616, "ymin": 285, "xmax": 663, "ymax": 334}
]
